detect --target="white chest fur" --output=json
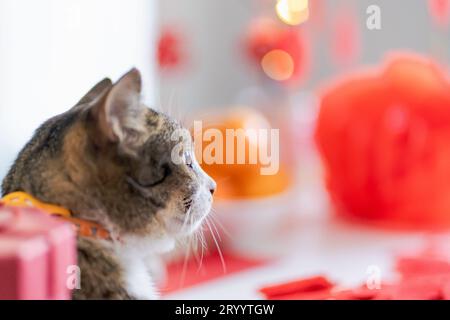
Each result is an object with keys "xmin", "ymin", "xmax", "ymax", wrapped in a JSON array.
[{"xmin": 114, "ymin": 235, "xmax": 175, "ymax": 300}]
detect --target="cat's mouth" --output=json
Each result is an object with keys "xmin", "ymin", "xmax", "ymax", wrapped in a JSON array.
[{"xmin": 169, "ymin": 196, "xmax": 210, "ymax": 235}]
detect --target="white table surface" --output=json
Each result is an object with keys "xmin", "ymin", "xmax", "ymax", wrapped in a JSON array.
[
  {"xmin": 164, "ymin": 157, "xmax": 450, "ymax": 300},
  {"xmin": 165, "ymin": 196, "xmax": 439, "ymax": 300}
]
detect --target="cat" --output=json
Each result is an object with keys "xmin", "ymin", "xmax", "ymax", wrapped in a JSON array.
[{"xmin": 1, "ymin": 68, "xmax": 216, "ymax": 299}]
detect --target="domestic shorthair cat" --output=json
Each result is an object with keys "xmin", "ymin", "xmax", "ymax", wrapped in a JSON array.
[{"xmin": 1, "ymin": 69, "xmax": 216, "ymax": 299}]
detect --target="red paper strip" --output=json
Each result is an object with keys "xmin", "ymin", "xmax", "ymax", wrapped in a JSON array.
[
  {"xmin": 259, "ymin": 248, "xmax": 450, "ymax": 300},
  {"xmin": 268, "ymin": 289, "xmax": 333, "ymax": 300},
  {"xmin": 259, "ymin": 275, "xmax": 334, "ymax": 299}
]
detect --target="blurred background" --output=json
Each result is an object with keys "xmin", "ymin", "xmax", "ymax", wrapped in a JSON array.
[
  {"xmin": 1, "ymin": 0, "xmax": 450, "ymax": 299},
  {"xmin": 1, "ymin": 0, "xmax": 447, "ymax": 177}
]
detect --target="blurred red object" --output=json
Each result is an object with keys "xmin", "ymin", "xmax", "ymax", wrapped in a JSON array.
[
  {"xmin": 259, "ymin": 275, "xmax": 390, "ymax": 300},
  {"xmin": 244, "ymin": 18, "xmax": 310, "ymax": 85},
  {"xmin": 161, "ymin": 250, "xmax": 268, "ymax": 294},
  {"xmin": 315, "ymin": 53, "xmax": 450, "ymax": 229},
  {"xmin": 330, "ymin": 7, "xmax": 360, "ymax": 67},
  {"xmin": 157, "ymin": 28, "xmax": 185, "ymax": 70},
  {"xmin": 428, "ymin": 0, "xmax": 450, "ymax": 26},
  {"xmin": 0, "ymin": 205, "xmax": 76, "ymax": 299},
  {"xmin": 259, "ymin": 275, "xmax": 334, "ymax": 300},
  {"xmin": 259, "ymin": 249, "xmax": 450, "ymax": 300}
]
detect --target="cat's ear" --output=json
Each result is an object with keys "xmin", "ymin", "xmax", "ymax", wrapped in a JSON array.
[
  {"xmin": 92, "ymin": 68, "xmax": 148, "ymax": 154},
  {"xmin": 76, "ymin": 78, "xmax": 113, "ymax": 106}
]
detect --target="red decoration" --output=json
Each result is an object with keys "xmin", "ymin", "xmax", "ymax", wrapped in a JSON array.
[
  {"xmin": 0, "ymin": 205, "xmax": 76, "ymax": 299},
  {"xmin": 157, "ymin": 28, "xmax": 185, "ymax": 70},
  {"xmin": 330, "ymin": 7, "xmax": 360, "ymax": 66},
  {"xmin": 161, "ymin": 250, "xmax": 268, "ymax": 294},
  {"xmin": 315, "ymin": 53, "xmax": 450, "ymax": 229},
  {"xmin": 428, "ymin": 0, "xmax": 450, "ymax": 26},
  {"xmin": 259, "ymin": 275, "xmax": 333, "ymax": 299},
  {"xmin": 259, "ymin": 249, "xmax": 450, "ymax": 300},
  {"xmin": 244, "ymin": 18, "xmax": 310, "ymax": 85}
]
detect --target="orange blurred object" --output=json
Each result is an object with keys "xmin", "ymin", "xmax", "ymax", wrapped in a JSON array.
[
  {"xmin": 194, "ymin": 108, "xmax": 292, "ymax": 200},
  {"xmin": 315, "ymin": 53, "xmax": 450, "ymax": 229},
  {"xmin": 244, "ymin": 18, "xmax": 310, "ymax": 86},
  {"xmin": 261, "ymin": 49, "xmax": 295, "ymax": 81}
]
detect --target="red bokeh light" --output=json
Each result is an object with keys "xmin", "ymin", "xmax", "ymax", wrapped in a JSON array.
[{"xmin": 157, "ymin": 28, "xmax": 185, "ymax": 70}]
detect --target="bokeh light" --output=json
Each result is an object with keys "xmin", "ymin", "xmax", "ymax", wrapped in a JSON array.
[
  {"xmin": 261, "ymin": 49, "xmax": 294, "ymax": 81},
  {"xmin": 275, "ymin": 0, "xmax": 309, "ymax": 26}
]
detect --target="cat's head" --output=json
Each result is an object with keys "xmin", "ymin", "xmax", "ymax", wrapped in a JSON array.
[
  {"xmin": 85, "ymin": 69, "xmax": 217, "ymax": 240},
  {"xmin": 4, "ymin": 69, "xmax": 215, "ymax": 243}
]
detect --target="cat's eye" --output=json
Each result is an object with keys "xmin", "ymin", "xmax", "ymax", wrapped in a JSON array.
[
  {"xmin": 146, "ymin": 164, "xmax": 171, "ymax": 187},
  {"xmin": 127, "ymin": 164, "xmax": 171, "ymax": 192}
]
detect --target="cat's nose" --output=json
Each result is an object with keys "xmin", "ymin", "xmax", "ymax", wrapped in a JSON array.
[{"xmin": 209, "ymin": 181, "xmax": 217, "ymax": 195}]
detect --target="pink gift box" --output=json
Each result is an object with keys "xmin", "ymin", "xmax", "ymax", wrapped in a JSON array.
[{"xmin": 0, "ymin": 205, "xmax": 76, "ymax": 300}]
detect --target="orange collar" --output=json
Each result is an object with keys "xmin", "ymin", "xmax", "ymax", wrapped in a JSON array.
[{"xmin": 0, "ymin": 191, "xmax": 111, "ymax": 240}]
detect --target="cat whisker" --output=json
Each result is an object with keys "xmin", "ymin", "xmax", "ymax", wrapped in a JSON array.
[
  {"xmin": 208, "ymin": 214, "xmax": 222, "ymax": 243},
  {"xmin": 191, "ymin": 233, "xmax": 201, "ymax": 266},
  {"xmin": 205, "ymin": 217, "xmax": 226, "ymax": 273},
  {"xmin": 180, "ymin": 207, "xmax": 190, "ymax": 234},
  {"xmin": 179, "ymin": 234, "xmax": 192, "ymax": 288},
  {"xmin": 179, "ymin": 207, "xmax": 199, "ymax": 285},
  {"xmin": 209, "ymin": 210, "xmax": 232, "ymax": 239},
  {"xmin": 194, "ymin": 228, "xmax": 206, "ymax": 273},
  {"xmin": 199, "ymin": 227, "xmax": 207, "ymax": 272},
  {"xmin": 199, "ymin": 226, "xmax": 208, "ymax": 249}
]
